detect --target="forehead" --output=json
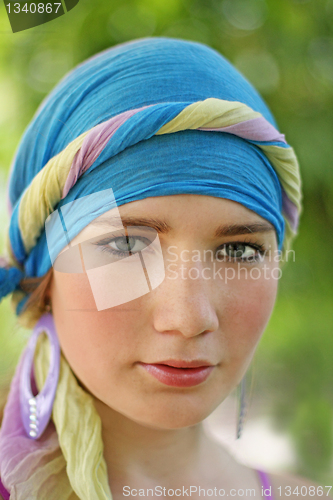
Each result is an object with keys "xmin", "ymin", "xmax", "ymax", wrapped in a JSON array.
[{"xmin": 69, "ymin": 194, "xmax": 275, "ymax": 246}]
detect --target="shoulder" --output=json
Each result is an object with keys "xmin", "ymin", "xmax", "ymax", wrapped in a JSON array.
[{"xmin": 266, "ymin": 470, "xmax": 333, "ymax": 500}]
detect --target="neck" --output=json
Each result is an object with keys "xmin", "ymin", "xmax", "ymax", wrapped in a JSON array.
[{"xmin": 93, "ymin": 397, "xmax": 214, "ymax": 489}]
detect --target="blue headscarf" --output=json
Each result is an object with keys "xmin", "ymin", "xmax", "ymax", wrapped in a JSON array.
[{"xmin": 6, "ymin": 37, "xmax": 285, "ymax": 307}]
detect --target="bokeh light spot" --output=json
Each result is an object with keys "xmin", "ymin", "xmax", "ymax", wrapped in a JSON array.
[
  {"xmin": 234, "ymin": 49, "xmax": 280, "ymax": 94},
  {"xmin": 222, "ymin": 0, "xmax": 267, "ymax": 31}
]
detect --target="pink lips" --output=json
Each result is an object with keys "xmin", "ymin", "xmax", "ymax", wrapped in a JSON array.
[{"xmin": 138, "ymin": 360, "xmax": 215, "ymax": 387}]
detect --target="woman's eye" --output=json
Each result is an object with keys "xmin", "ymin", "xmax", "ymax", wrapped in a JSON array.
[
  {"xmin": 107, "ymin": 236, "xmax": 148, "ymax": 254},
  {"xmin": 217, "ymin": 243, "xmax": 261, "ymax": 261},
  {"xmin": 94, "ymin": 234, "xmax": 154, "ymax": 257}
]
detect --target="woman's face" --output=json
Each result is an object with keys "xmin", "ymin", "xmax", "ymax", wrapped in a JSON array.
[{"xmin": 50, "ymin": 194, "xmax": 280, "ymax": 429}]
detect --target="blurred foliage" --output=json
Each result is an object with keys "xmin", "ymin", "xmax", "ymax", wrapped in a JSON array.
[{"xmin": 0, "ymin": 0, "xmax": 333, "ymax": 483}]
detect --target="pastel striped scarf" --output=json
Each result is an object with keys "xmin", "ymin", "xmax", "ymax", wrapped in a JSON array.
[{"xmin": 4, "ymin": 97, "xmax": 300, "ymax": 315}]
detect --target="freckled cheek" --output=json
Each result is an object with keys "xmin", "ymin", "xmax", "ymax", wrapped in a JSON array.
[
  {"xmin": 51, "ymin": 271, "xmax": 140, "ymax": 392},
  {"xmin": 223, "ymin": 270, "xmax": 278, "ymax": 359},
  {"xmin": 52, "ymin": 270, "xmax": 96, "ymax": 310},
  {"xmin": 54, "ymin": 319, "xmax": 135, "ymax": 400}
]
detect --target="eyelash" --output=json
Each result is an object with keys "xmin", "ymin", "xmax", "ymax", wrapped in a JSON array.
[
  {"xmin": 217, "ymin": 238, "xmax": 267, "ymax": 263},
  {"xmin": 93, "ymin": 234, "xmax": 152, "ymax": 257},
  {"xmin": 93, "ymin": 233, "xmax": 267, "ymax": 263}
]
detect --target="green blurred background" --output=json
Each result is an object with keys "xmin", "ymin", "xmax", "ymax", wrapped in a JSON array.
[{"xmin": 0, "ymin": 0, "xmax": 332, "ymax": 484}]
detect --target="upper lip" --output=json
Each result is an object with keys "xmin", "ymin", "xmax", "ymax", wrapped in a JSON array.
[{"xmin": 143, "ymin": 359, "xmax": 215, "ymax": 368}]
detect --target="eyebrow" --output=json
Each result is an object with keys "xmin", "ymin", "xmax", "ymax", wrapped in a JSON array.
[{"xmin": 91, "ymin": 215, "xmax": 275, "ymax": 237}]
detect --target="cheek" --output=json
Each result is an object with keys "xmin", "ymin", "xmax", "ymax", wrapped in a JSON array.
[
  {"xmin": 222, "ymin": 264, "xmax": 278, "ymax": 363},
  {"xmin": 51, "ymin": 270, "xmax": 96, "ymax": 311},
  {"xmin": 50, "ymin": 270, "xmax": 139, "ymax": 393}
]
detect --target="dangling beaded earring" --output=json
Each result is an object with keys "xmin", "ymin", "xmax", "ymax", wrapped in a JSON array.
[
  {"xmin": 19, "ymin": 312, "xmax": 60, "ymax": 439},
  {"xmin": 236, "ymin": 375, "xmax": 247, "ymax": 439},
  {"xmin": 44, "ymin": 300, "xmax": 52, "ymax": 313}
]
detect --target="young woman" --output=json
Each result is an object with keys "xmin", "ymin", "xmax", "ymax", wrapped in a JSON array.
[{"xmin": 0, "ymin": 37, "xmax": 319, "ymax": 500}]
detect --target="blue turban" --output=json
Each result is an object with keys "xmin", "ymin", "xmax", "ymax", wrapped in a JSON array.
[{"xmin": 2, "ymin": 37, "xmax": 301, "ymax": 311}]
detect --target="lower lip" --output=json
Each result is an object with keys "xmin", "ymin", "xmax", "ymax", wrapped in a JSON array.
[{"xmin": 138, "ymin": 363, "xmax": 215, "ymax": 387}]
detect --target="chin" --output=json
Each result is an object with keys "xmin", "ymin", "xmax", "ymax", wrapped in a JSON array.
[
  {"xmin": 119, "ymin": 398, "xmax": 220, "ymax": 430},
  {"xmin": 130, "ymin": 412, "xmax": 209, "ymax": 430}
]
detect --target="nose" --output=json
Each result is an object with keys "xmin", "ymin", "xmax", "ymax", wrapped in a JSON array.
[{"xmin": 152, "ymin": 260, "xmax": 220, "ymax": 338}]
